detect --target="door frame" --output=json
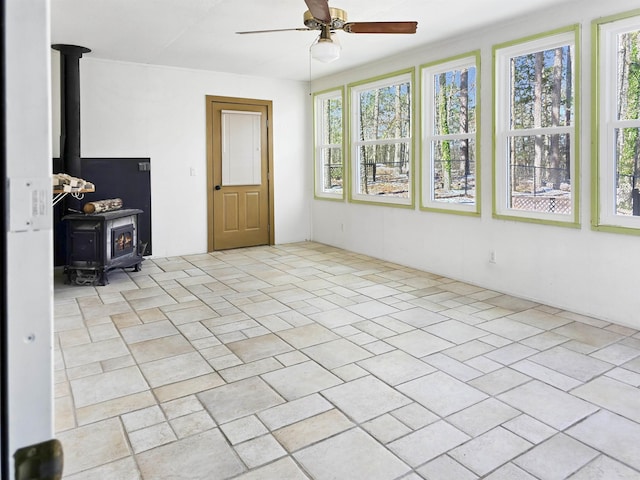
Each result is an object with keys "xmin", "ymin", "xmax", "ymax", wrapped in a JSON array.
[{"xmin": 206, "ymin": 95, "xmax": 274, "ymax": 251}]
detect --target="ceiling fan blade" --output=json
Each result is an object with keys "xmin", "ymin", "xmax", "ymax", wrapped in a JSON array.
[
  {"xmin": 342, "ymin": 21, "xmax": 418, "ymax": 34},
  {"xmin": 236, "ymin": 27, "xmax": 311, "ymax": 34},
  {"xmin": 304, "ymin": 0, "xmax": 332, "ymax": 24}
]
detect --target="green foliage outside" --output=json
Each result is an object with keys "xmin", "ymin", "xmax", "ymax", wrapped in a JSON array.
[
  {"xmin": 616, "ymin": 30, "xmax": 640, "ymax": 215},
  {"xmin": 432, "ymin": 66, "xmax": 477, "ymax": 202}
]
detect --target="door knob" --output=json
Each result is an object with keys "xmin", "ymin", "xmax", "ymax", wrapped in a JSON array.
[{"xmin": 215, "ymin": 185, "xmax": 221, "ymax": 190}]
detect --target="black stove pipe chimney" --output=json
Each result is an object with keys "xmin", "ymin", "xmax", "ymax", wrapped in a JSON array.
[{"xmin": 51, "ymin": 44, "xmax": 90, "ymax": 179}]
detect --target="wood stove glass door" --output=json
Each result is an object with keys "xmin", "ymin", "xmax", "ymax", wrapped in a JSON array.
[{"xmin": 207, "ymin": 97, "xmax": 273, "ymax": 251}]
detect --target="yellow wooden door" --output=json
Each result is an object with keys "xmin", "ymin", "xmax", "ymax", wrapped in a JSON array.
[{"xmin": 207, "ymin": 97, "xmax": 273, "ymax": 251}]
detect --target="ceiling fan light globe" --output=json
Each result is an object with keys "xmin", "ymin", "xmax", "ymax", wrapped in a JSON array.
[{"xmin": 310, "ymin": 38, "xmax": 341, "ymax": 63}]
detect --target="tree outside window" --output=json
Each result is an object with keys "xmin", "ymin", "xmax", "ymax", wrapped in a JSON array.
[
  {"xmin": 314, "ymin": 88, "xmax": 344, "ymax": 200},
  {"xmin": 594, "ymin": 11, "xmax": 640, "ymax": 233},
  {"xmin": 422, "ymin": 53, "xmax": 479, "ymax": 214},
  {"xmin": 494, "ymin": 28, "xmax": 579, "ymax": 226},
  {"xmin": 349, "ymin": 70, "xmax": 414, "ymax": 206}
]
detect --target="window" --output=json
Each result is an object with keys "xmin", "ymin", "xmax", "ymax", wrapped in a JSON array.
[
  {"xmin": 594, "ymin": 11, "xmax": 640, "ymax": 233},
  {"xmin": 349, "ymin": 69, "xmax": 414, "ymax": 206},
  {"xmin": 421, "ymin": 52, "xmax": 480, "ymax": 214},
  {"xmin": 494, "ymin": 27, "xmax": 579, "ymax": 226},
  {"xmin": 314, "ymin": 88, "xmax": 344, "ymax": 199}
]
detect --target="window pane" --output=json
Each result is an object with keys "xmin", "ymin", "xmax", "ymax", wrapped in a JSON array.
[
  {"xmin": 221, "ymin": 111, "xmax": 262, "ymax": 186},
  {"xmin": 510, "ymin": 46, "xmax": 573, "ymax": 130},
  {"xmin": 433, "ymin": 68, "xmax": 477, "ymax": 135},
  {"xmin": 314, "ymin": 90, "xmax": 343, "ymax": 198},
  {"xmin": 357, "ymin": 143, "xmax": 410, "ymax": 197},
  {"xmin": 358, "ymin": 82, "xmax": 411, "ymax": 141},
  {"xmin": 617, "ymin": 30, "xmax": 640, "ymax": 121},
  {"xmin": 615, "ymin": 127, "xmax": 640, "ymax": 216},
  {"xmin": 323, "ymin": 97, "xmax": 343, "ymax": 144},
  {"xmin": 432, "ymin": 139, "xmax": 476, "ymax": 203},
  {"xmin": 508, "ymin": 134, "xmax": 572, "ymax": 214},
  {"xmin": 320, "ymin": 147, "xmax": 343, "ymax": 194}
]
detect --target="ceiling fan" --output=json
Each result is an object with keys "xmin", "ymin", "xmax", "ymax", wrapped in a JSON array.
[{"xmin": 236, "ymin": 0, "xmax": 418, "ymax": 63}]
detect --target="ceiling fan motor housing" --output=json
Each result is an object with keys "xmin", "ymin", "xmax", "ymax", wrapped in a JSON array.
[{"xmin": 304, "ymin": 7, "xmax": 347, "ymax": 29}]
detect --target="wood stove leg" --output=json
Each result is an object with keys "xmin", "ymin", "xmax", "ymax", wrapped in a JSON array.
[
  {"xmin": 98, "ymin": 269, "xmax": 109, "ymax": 286},
  {"xmin": 63, "ymin": 267, "xmax": 72, "ymax": 285}
]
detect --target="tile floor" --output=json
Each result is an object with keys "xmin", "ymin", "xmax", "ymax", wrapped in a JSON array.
[{"xmin": 53, "ymin": 242, "xmax": 640, "ymax": 479}]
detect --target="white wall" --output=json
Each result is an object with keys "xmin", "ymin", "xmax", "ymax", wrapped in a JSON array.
[
  {"xmin": 51, "ymin": 55, "xmax": 312, "ymax": 257},
  {"xmin": 311, "ymin": 0, "xmax": 640, "ymax": 329},
  {"xmin": 5, "ymin": 0, "xmax": 54, "ymax": 472}
]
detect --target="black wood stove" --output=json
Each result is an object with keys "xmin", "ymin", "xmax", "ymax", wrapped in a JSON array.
[{"xmin": 62, "ymin": 209, "xmax": 145, "ymax": 285}]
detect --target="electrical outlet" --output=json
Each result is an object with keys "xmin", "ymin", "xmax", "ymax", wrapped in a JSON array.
[{"xmin": 489, "ymin": 250, "xmax": 497, "ymax": 264}]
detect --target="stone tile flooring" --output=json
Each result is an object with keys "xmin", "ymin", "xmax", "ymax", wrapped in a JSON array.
[{"xmin": 53, "ymin": 242, "xmax": 640, "ymax": 479}]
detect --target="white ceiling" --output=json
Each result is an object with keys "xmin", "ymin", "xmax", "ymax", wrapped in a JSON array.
[{"xmin": 50, "ymin": 0, "xmax": 576, "ymax": 82}]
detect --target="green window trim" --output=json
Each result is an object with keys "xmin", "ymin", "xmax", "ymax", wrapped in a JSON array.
[
  {"xmin": 493, "ymin": 24, "xmax": 581, "ymax": 229},
  {"xmin": 347, "ymin": 67, "xmax": 416, "ymax": 209},
  {"xmin": 313, "ymin": 86, "xmax": 346, "ymax": 201},
  {"xmin": 591, "ymin": 8, "xmax": 640, "ymax": 235},
  {"xmin": 420, "ymin": 50, "xmax": 481, "ymax": 216}
]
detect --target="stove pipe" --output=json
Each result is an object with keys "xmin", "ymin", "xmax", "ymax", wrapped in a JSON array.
[{"xmin": 52, "ymin": 44, "xmax": 90, "ymax": 178}]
